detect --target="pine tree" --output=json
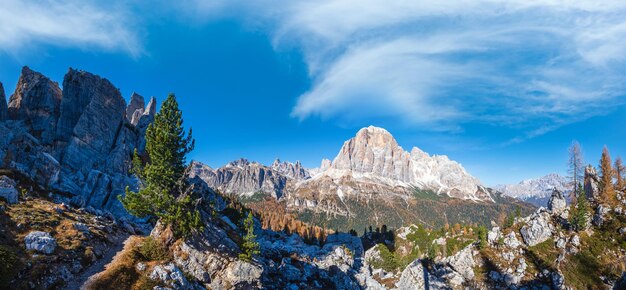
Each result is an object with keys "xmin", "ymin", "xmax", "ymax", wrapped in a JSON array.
[
  {"xmin": 239, "ymin": 211, "xmax": 260, "ymax": 262},
  {"xmin": 615, "ymin": 157, "xmax": 625, "ymax": 191},
  {"xmin": 570, "ymin": 183, "xmax": 588, "ymax": 231},
  {"xmin": 119, "ymin": 93, "xmax": 202, "ymax": 237},
  {"xmin": 476, "ymin": 225, "xmax": 487, "ymax": 249},
  {"xmin": 599, "ymin": 146, "xmax": 616, "ymax": 205}
]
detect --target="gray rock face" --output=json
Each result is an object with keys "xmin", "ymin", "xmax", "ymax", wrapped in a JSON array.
[
  {"xmin": 503, "ymin": 231, "xmax": 521, "ymax": 248},
  {"xmin": 8, "ymin": 66, "xmax": 62, "ymax": 145},
  {"xmin": 25, "ymin": 231, "xmax": 57, "ymax": 254},
  {"xmin": 327, "ymin": 126, "xmax": 487, "ymax": 201},
  {"xmin": 190, "ymin": 159, "xmax": 290, "ymax": 199},
  {"xmin": 0, "ymin": 82, "xmax": 7, "ymax": 121},
  {"xmin": 0, "ymin": 175, "xmax": 18, "ymax": 204},
  {"xmin": 520, "ymin": 209, "xmax": 554, "ymax": 246},
  {"xmin": 125, "ymin": 92, "xmax": 144, "ymax": 122},
  {"xmin": 0, "ymin": 67, "xmax": 153, "ymax": 217},
  {"xmin": 150, "ymin": 263, "xmax": 195, "ymax": 290},
  {"xmin": 168, "ymin": 222, "xmax": 263, "ymax": 290},
  {"xmin": 593, "ymin": 205, "xmax": 610, "ymax": 227},
  {"xmin": 395, "ymin": 260, "xmax": 427, "ymax": 290},
  {"xmin": 585, "ymin": 165, "xmax": 600, "ymax": 200},
  {"xmin": 444, "ymin": 245, "xmax": 476, "ymax": 281},
  {"xmin": 548, "ymin": 189, "xmax": 567, "ymax": 215},
  {"xmin": 57, "ymin": 68, "xmax": 127, "ymax": 176},
  {"xmin": 271, "ymin": 159, "xmax": 310, "ymax": 180}
]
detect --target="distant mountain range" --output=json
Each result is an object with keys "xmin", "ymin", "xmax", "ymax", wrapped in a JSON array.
[
  {"xmin": 494, "ymin": 173, "xmax": 571, "ymax": 207},
  {"xmin": 192, "ymin": 126, "xmax": 533, "ymax": 231}
]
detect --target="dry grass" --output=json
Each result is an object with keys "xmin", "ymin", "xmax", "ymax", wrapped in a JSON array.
[{"xmin": 85, "ymin": 235, "xmax": 172, "ymax": 290}]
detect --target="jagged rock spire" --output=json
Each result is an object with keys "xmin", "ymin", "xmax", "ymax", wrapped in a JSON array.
[
  {"xmin": 0, "ymin": 82, "xmax": 7, "ymax": 121},
  {"xmin": 7, "ymin": 66, "xmax": 62, "ymax": 144},
  {"xmin": 126, "ymin": 92, "xmax": 145, "ymax": 123}
]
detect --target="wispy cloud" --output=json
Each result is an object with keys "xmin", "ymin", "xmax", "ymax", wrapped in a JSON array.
[
  {"xmin": 183, "ymin": 0, "xmax": 626, "ymax": 142},
  {"xmin": 0, "ymin": 0, "xmax": 141, "ymax": 56}
]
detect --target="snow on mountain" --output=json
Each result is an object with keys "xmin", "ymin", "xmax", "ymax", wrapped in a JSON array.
[
  {"xmin": 310, "ymin": 126, "xmax": 490, "ymax": 201},
  {"xmin": 494, "ymin": 173, "xmax": 570, "ymax": 207}
]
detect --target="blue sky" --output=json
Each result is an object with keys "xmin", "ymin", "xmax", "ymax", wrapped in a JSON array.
[{"xmin": 1, "ymin": 0, "xmax": 626, "ymax": 186}]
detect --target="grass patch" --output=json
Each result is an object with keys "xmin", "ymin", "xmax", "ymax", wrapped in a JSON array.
[
  {"xmin": 85, "ymin": 236, "xmax": 159, "ymax": 290},
  {"xmin": 137, "ymin": 237, "xmax": 169, "ymax": 262}
]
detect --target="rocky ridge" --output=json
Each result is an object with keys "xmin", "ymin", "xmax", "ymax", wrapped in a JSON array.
[
  {"xmin": 0, "ymin": 66, "xmax": 156, "ymax": 217},
  {"xmin": 495, "ymin": 173, "xmax": 570, "ymax": 207}
]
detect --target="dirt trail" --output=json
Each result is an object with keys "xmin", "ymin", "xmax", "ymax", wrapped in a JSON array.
[{"xmin": 62, "ymin": 234, "xmax": 134, "ymax": 290}]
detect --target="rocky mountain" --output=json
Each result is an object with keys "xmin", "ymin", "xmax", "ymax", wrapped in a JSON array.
[
  {"xmin": 495, "ymin": 173, "xmax": 570, "ymax": 207},
  {"xmin": 0, "ymin": 66, "xmax": 155, "ymax": 217},
  {"xmin": 192, "ymin": 126, "xmax": 532, "ymax": 232}
]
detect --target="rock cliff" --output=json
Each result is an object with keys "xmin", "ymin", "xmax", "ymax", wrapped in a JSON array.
[{"xmin": 0, "ymin": 66, "xmax": 155, "ymax": 216}]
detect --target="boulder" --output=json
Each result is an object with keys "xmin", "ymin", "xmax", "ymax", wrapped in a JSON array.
[
  {"xmin": 520, "ymin": 210, "xmax": 554, "ymax": 246},
  {"xmin": 395, "ymin": 260, "xmax": 427, "ymax": 290},
  {"xmin": 25, "ymin": 231, "xmax": 57, "ymax": 254},
  {"xmin": 0, "ymin": 175, "xmax": 18, "ymax": 204},
  {"xmin": 503, "ymin": 231, "xmax": 521, "ymax": 248},
  {"xmin": 444, "ymin": 245, "xmax": 476, "ymax": 281},
  {"xmin": 487, "ymin": 226, "xmax": 502, "ymax": 246},
  {"xmin": 7, "ymin": 66, "xmax": 62, "ymax": 145},
  {"xmin": 548, "ymin": 189, "xmax": 567, "ymax": 215},
  {"xmin": 0, "ymin": 82, "xmax": 7, "ymax": 121},
  {"xmin": 592, "ymin": 205, "xmax": 610, "ymax": 227},
  {"xmin": 150, "ymin": 262, "xmax": 195, "ymax": 290}
]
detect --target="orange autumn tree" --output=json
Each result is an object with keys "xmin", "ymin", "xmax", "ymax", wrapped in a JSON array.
[{"xmin": 599, "ymin": 146, "xmax": 616, "ymax": 205}]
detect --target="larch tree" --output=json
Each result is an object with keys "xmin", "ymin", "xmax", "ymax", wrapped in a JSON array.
[
  {"xmin": 615, "ymin": 157, "xmax": 625, "ymax": 191},
  {"xmin": 568, "ymin": 141, "xmax": 585, "ymax": 199},
  {"xmin": 599, "ymin": 146, "xmax": 616, "ymax": 205},
  {"xmin": 119, "ymin": 93, "xmax": 203, "ymax": 238}
]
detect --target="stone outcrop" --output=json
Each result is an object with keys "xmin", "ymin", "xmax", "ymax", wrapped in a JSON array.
[
  {"xmin": 8, "ymin": 66, "xmax": 62, "ymax": 145},
  {"xmin": 0, "ymin": 175, "xmax": 18, "ymax": 204},
  {"xmin": 0, "ymin": 67, "xmax": 155, "ymax": 217},
  {"xmin": 149, "ymin": 263, "xmax": 197, "ymax": 290},
  {"xmin": 548, "ymin": 189, "xmax": 567, "ymax": 215},
  {"xmin": 125, "ymin": 92, "xmax": 144, "ymax": 123},
  {"xmin": 25, "ymin": 231, "xmax": 57, "ymax": 254},
  {"xmin": 585, "ymin": 165, "xmax": 600, "ymax": 200},
  {"xmin": 0, "ymin": 82, "xmax": 7, "ymax": 121},
  {"xmin": 520, "ymin": 209, "xmax": 554, "ymax": 246}
]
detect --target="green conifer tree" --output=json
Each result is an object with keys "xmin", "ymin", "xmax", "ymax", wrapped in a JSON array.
[
  {"xmin": 571, "ymin": 183, "xmax": 588, "ymax": 231},
  {"xmin": 239, "ymin": 211, "xmax": 260, "ymax": 262},
  {"xmin": 119, "ymin": 93, "xmax": 202, "ymax": 237}
]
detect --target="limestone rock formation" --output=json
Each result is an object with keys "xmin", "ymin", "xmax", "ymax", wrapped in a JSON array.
[
  {"xmin": 0, "ymin": 82, "xmax": 7, "ymax": 121},
  {"xmin": 320, "ymin": 126, "xmax": 488, "ymax": 201},
  {"xmin": 0, "ymin": 67, "xmax": 154, "ymax": 217},
  {"xmin": 520, "ymin": 209, "xmax": 554, "ymax": 246},
  {"xmin": 190, "ymin": 159, "xmax": 290, "ymax": 199},
  {"xmin": 125, "ymin": 92, "xmax": 144, "ymax": 123},
  {"xmin": 8, "ymin": 66, "xmax": 62, "ymax": 145},
  {"xmin": 585, "ymin": 165, "xmax": 600, "ymax": 200},
  {"xmin": 271, "ymin": 159, "xmax": 310, "ymax": 180},
  {"xmin": 0, "ymin": 175, "xmax": 18, "ymax": 204},
  {"xmin": 548, "ymin": 189, "xmax": 567, "ymax": 215},
  {"xmin": 25, "ymin": 231, "xmax": 57, "ymax": 254}
]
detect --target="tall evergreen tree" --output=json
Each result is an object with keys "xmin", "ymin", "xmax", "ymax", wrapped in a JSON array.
[
  {"xmin": 120, "ymin": 93, "xmax": 202, "ymax": 237},
  {"xmin": 615, "ymin": 157, "xmax": 625, "ymax": 191},
  {"xmin": 568, "ymin": 141, "xmax": 584, "ymax": 198},
  {"xmin": 599, "ymin": 146, "xmax": 616, "ymax": 205},
  {"xmin": 570, "ymin": 183, "xmax": 588, "ymax": 231},
  {"xmin": 239, "ymin": 211, "xmax": 260, "ymax": 262}
]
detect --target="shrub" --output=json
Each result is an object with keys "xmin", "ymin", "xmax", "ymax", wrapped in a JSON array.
[
  {"xmin": 0, "ymin": 245, "xmax": 17, "ymax": 287},
  {"xmin": 138, "ymin": 237, "xmax": 169, "ymax": 261}
]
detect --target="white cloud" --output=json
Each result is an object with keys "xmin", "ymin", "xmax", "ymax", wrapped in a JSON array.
[
  {"xmin": 0, "ymin": 0, "xmax": 140, "ymax": 56},
  {"xmin": 183, "ymin": 0, "xmax": 626, "ymax": 140}
]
